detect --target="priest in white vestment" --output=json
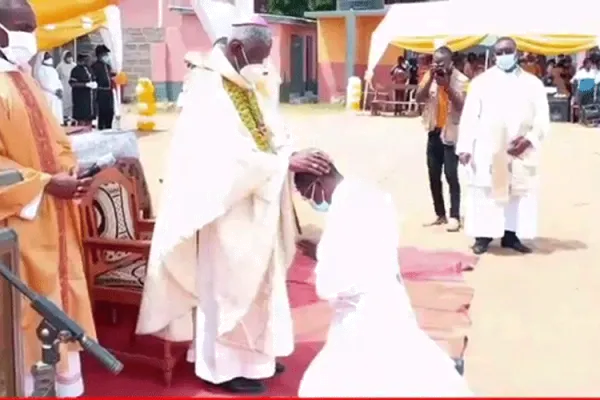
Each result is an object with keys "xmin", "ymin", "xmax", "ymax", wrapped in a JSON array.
[
  {"xmin": 293, "ymin": 168, "xmax": 472, "ymax": 397},
  {"xmin": 456, "ymin": 36, "xmax": 550, "ymax": 255},
  {"xmin": 56, "ymin": 51, "xmax": 75, "ymax": 122},
  {"xmin": 135, "ymin": 13, "xmax": 333, "ymax": 395},
  {"xmin": 33, "ymin": 52, "xmax": 64, "ymax": 125}
]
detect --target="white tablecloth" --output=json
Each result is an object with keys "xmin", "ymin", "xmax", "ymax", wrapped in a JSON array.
[{"xmin": 69, "ymin": 129, "xmax": 140, "ymax": 169}]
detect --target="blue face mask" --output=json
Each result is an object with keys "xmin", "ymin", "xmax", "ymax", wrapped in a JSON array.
[
  {"xmin": 305, "ymin": 182, "xmax": 330, "ymax": 213},
  {"xmin": 496, "ymin": 53, "xmax": 517, "ymax": 72},
  {"xmin": 310, "ymin": 199, "xmax": 330, "ymax": 213}
]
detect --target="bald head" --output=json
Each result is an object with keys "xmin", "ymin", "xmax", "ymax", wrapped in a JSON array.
[
  {"xmin": 0, "ymin": 0, "xmax": 36, "ymax": 34},
  {"xmin": 432, "ymin": 46, "xmax": 453, "ymax": 74},
  {"xmin": 226, "ymin": 23, "xmax": 272, "ymax": 71},
  {"xmin": 493, "ymin": 36, "xmax": 517, "ymax": 55},
  {"xmin": 434, "ymin": 46, "xmax": 453, "ymax": 59}
]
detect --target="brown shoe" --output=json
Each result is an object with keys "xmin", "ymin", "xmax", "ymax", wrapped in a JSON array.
[
  {"xmin": 446, "ymin": 217, "xmax": 461, "ymax": 232},
  {"xmin": 423, "ymin": 216, "xmax": 447, "ymax": 227}
]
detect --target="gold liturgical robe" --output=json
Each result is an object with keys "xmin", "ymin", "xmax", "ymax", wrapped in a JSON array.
[{"xmin": 0, "ymin": 70, "xmax": 95, "ymax": 373}]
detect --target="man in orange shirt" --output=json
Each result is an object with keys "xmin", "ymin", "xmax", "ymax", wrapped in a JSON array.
[{"xmin": 415, "ymin": 46, "xmax": 469, "ymax": 232}]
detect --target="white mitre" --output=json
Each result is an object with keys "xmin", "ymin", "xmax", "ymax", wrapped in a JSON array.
[{"xmin": 192, "ymin": 0, "xmax": 239, "ymax": 43}]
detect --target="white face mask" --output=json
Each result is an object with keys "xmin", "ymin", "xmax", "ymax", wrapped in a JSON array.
[
  {"xmin": 0, "ymin": 23, "xmax": 37, "ymax": 66},
  {"xmin": 101, "ymin": 55, "xmax": 111, "ymax": 64},
  {"xmin": 238, "ymin": 48, "xmax": 269, "ymax": 86},
  {"xmin": 43, "ymin": 58, "xmax": 53, "ymax": 66},
  {"xmin": 495, "ymin": 53, "xmax": 517, "ymax": 72}
]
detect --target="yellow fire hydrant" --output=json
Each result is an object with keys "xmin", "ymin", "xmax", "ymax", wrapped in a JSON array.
[
  {"xmin": 135, "ymin": 78, "xmax": 157, "ymax": 131},
  {"xmin": 346, "ymin": 76, "xmax": 362, "ymax": 111}
]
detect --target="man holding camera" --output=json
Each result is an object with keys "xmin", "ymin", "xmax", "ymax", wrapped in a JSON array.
[{"xmin": 416, "ymin": 46, "xmax": 469, "ymax": 232}]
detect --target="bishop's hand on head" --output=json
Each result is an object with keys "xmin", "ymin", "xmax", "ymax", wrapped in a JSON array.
[{"xmin": 289, "ymin": 148, "xmax": 332, "ymax": 175}]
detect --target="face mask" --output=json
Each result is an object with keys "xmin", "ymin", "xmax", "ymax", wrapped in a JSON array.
[
  {"xmin": 65, "ymin": 57, "xmax": 73, "ymax": 64},
  {"xmin": 237, "ymin": 47, "xmax": 268, "ymax": 85},
  {"xmin": 101, "ymin": 55, "xmax": 111, "ymax": 64},
  {"xmin": 43, "ymin": 58, "xmax": 53, "ymax": 66},
  {"xmin": 496, "ymin": 53, "xmax": 517, "ymax": 72},
  {"xmin": 305, "ymin": 182, "xmax": 330, "ymax": 213},
  {"xmin": 0, "ymin": 23, "xmax": 37, "ymax": 65}
]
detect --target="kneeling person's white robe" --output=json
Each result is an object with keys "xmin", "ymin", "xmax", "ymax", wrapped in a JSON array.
[
  {"xmin": 135, "ymin": 47, "xmax": 298, "ymax": 384},
  {"xmin": 298, "ymin": 179, "xmax": 472, "ymax": 397},
  {"xmin": 456, "ymin": 67, "xmax": 550, "ymax": 239}
]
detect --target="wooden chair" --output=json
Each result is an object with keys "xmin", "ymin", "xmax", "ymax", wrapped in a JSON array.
[
  {"xmin": 365, "ymin": 81, "xmax": 390, "ymax": 115},
  {"xmin": 78, "ymin": 167, "xmax": 178, "ymax": 387},
  {"xmin": 114, "ymin": 157, "xmax": 153, "ymax": 219}
]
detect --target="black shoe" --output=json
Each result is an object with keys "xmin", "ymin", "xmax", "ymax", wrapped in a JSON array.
[
  {"xmin": 472, "ymin": 242, "xmax": 488, "ymax": 255},
  {"xmin": 216, "ymin": 378, "xmax": 266, "ymax": 394},
  {"xmin": 501, "ymin": 237, "xmax": 532, "ymax": 254},
  {"xmin": 472, "ymin": 238, "xmax": 491, "ymax": 255},
  {"xmin": 275, "ymin": 362, "xmax": 285, "ymax": 375}
]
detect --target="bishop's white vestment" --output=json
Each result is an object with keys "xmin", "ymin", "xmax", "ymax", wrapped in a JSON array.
[
  {"xmin": 456, "ymin": 67, "xmax": 550, "ymax": 239},
  {"xmin": 298, "ymin": 178, "xmax": 472, "ymax": 397},
  {"xmin": 135, "ymin": 47, "xmax": 297, "ymax": 384}
]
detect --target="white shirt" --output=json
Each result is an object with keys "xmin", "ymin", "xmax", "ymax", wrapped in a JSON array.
[{"xmin": 571, "ymin": 67, "xmax": 600, "ymax": 84}]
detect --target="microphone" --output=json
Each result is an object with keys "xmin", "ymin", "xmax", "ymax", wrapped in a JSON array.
[
  {"xmin": 0, "ymin": 261, "xmax": 123, "ymax": 374},
  {"xmin": 77, "ymin": 153, "xmax": 117, "ymax": 179}
]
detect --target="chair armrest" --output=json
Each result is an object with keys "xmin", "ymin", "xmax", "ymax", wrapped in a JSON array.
[{"xmin": 83, "ymin": 238, "xmax": 151, "ymax": 257}]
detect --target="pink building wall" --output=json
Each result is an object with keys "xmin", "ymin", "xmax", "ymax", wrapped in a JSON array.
[{"xmin": 119, "ymin": 0, "xmax": 317, "ymax": 101}]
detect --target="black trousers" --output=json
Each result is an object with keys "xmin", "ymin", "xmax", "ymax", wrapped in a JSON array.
[
  {"xmin": 426, "ymin": 129, "xmax": 460, "ymax": 219},
  {"xmin": 97, "ymin": 91, "xmax": 114, "ymax": 130}
]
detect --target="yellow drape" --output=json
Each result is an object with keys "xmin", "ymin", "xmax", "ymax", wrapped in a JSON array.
[
  {"xmin": 390, "ymin": 35, "xmax": 487, "ymax": 53},
  {"xmin": 512, "ymin": 35, "xmax": 598, "ymax": 55},
  {"xmin": 36, "ymin": 9, "xmax": 107, "ymax": 51},
  {"xmin": 31, "ymin": 0, "xmax": 117, "ymax": 26},
  {"xmin": 389, "ymin": 34, "xmax": 598, "ymax": 55}
]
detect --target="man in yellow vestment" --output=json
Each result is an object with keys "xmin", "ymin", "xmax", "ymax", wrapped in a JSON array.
[
  {"xmin": 0, "ymin": 0, "xmax": 96, "ymax": 396},
  {"xmin": 136, "ymin": 12, "xmax": 332, "ymax": 395}
]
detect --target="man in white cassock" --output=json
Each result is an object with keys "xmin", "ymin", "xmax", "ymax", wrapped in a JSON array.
[
  {"xmin": 135, "ymin": 13, "xmax": 333, "ymax": 395},
  {"xmin": 456, "ymin": 36, "xmax": 550, "ymax": 255},
  {"xmin": 293, "ymin": 167, "xmax": 473, "ymax": 397},
  {"xmin": 33, "ymin": 52, "xmax": 64, "ymax": 125}
]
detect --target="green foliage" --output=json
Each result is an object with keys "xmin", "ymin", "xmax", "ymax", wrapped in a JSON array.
[{"xmin": 267, "ymin": 0, "xmax": 335, "ymax": 17}]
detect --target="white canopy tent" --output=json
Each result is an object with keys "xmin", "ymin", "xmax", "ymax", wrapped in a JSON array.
[
  {"xmin": 365, "ymin": 0, "xmax": 600, "ymax": 80},
  {"xmin": 36, "ymin": 5, "xmax": 124, "ymax": 120}
]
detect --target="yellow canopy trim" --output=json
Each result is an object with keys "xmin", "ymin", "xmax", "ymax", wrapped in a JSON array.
[
  {"xmin": 390, "ymin": 35, "xmax": 487, "ymax": 54},
  {"xmin": 512, "ymin": 35, "xmax": 598, "ymax": 56},
  {"xmin": 31, "ymin": 0, "xmax": 117, "ymax": 26},
  {"xmin": 36, "ymin": 9, "xmax": 107, "ymax": 51}
]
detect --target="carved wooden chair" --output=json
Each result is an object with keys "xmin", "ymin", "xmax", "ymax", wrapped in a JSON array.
[
  {"xmin": 114, "ymin": 157, "xmax": 153, "ymax": 219},
  {"xmin": 78, "ymin": 167, "xmax": 177, "ymax": 386}
]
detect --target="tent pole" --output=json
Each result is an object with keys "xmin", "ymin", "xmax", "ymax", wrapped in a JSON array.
[
  {"xmin": 484, "ymin": 49, "xmax": 489, "ymax": 70},
  {"xmin": 344, "ymin": 12, "xmax": 357, "ymax": 83}
]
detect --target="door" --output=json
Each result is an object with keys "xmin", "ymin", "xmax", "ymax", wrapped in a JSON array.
[
  {"xmin": 290, "ymin": 35, "xmax": 305, "ymax": 96},
  {"xmin": 305, "ymin": 35, "xmax": 314, "ymax": 92}
]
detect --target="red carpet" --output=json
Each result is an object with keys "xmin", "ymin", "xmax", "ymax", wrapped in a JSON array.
[{"xmin": 83, "ymin": 247, "xmax": 476, "ymax": 396}]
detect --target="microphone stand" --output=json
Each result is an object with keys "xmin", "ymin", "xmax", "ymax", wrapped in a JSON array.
[{"xmin": 0, "ymin": 262, "xmax": 123, "ymax": 397}]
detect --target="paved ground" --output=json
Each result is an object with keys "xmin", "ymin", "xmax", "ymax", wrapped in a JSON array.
[{"xmin": 123, "ymin": 106, "xmax": 600, "ymax": 396}]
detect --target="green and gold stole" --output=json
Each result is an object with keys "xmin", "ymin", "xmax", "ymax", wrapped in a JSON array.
[{"xmin": 222, "ymin": 77, "xmax": 273, "ymax": 153}]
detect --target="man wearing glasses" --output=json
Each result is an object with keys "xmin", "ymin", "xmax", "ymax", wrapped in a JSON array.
[{"xmin": 456, "ymin": 37, "xmax": 550, "ymax": 255}]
